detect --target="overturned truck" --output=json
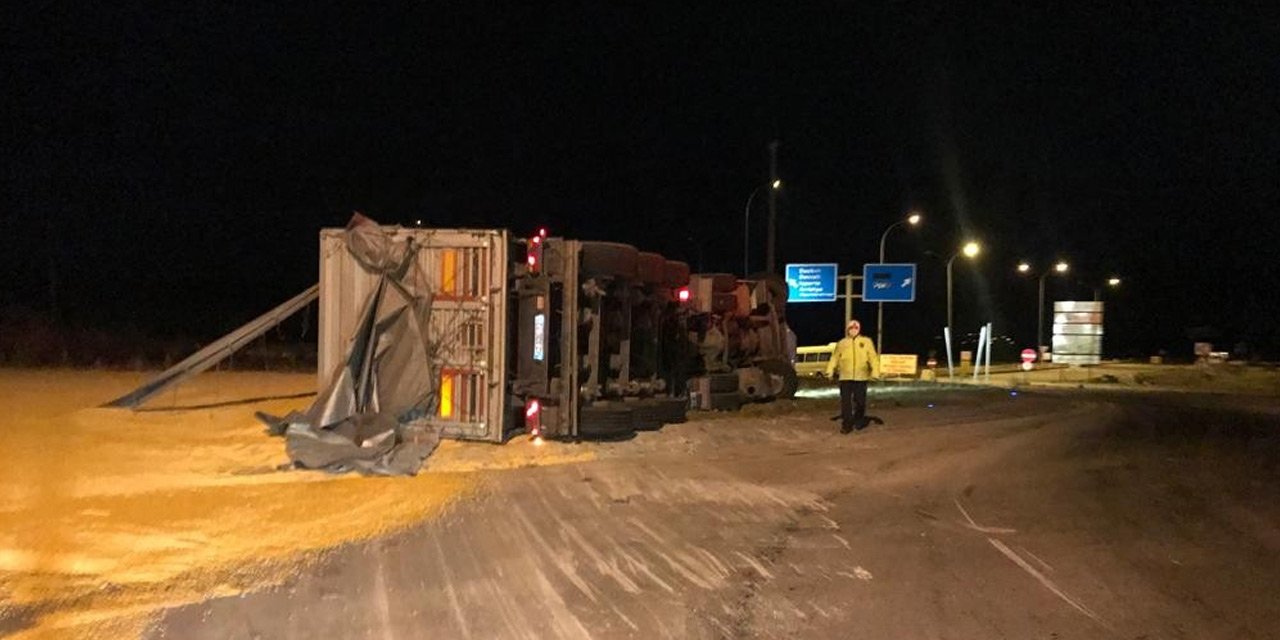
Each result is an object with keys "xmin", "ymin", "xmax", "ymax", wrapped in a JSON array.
[
  {"xmin": 318, "ymin": 223, "xmax": 697, "ymax": 443},
  {"xmin": 104, "ymin": 216, "xmax": 798, "ymax": 473},
  {"xmin": 317, "ymin": 222, "xmax": 797, "ymax": 445},
  {"xmin": 685, "ymin": 273, "xmax": 798, "ymax": 412}
]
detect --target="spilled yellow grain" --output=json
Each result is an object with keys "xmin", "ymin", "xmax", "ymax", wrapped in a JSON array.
[{"xmin": 0, "ymin": 369, "xmax": 594, "ymax": 639}]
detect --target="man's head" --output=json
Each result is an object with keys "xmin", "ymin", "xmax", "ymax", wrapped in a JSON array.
[{"xmin": 846, "ymin": 320, "xmax": 861, "ymax": 337}]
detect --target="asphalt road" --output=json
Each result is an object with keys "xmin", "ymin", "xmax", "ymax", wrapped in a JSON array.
[{"xmin": 148, "ymin": 388, "xmax": 1280, "ymax": 639}]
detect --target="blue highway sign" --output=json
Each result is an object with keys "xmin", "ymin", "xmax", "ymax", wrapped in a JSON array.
[
  {"xmin": 862, "ymin": 263, "xmax": 917, "ymax": 302},
  {"xmin": 785, "ymin": 263, "xmax": 838, "ymax": 303}
]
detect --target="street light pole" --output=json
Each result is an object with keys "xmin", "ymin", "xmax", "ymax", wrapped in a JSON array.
[
  {"xmin": 947, "ymin": 254, "xmax": 958, "ymax": 332},
  {"xmin": 1093, "ymin": 276, "xmax": 1122, "ymax": 301},
  {"xmin": 945, "ymin": 241, "xmax": 980, "ymax": 332},
  {"xmin": 875, "ymin": 212, "xmax": 920, "ymax": 352},
  {"xmin": 1038, "ymin": 272, "xmax": 1048, "ymax": 355},
  {"xmin": 765, "ymin": 140, "xmax": 780, "ymax": 274},
  {"xmin": 742, "ymin": 180, "xmax": 782, "ymax": 276},
  {"xmin": 1025, "ymin": 260, "xmax": 1069, "ymax": 356},
  {"xmin": 743, "ymin": 188, "xmax": 761, "ymax": 276}
]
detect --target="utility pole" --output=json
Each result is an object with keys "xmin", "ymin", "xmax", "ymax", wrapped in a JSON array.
[{"xmin": 765, "ymin": 140, "xmax": 779, "ymax": 274}]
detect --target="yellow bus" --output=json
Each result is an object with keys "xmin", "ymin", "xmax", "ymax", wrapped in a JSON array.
[{"xmin": 793, "ymin": 342, "xmax": 837, "ymax": 378}]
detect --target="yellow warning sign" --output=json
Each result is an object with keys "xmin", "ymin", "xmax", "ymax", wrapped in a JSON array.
[{"xmin": 880, "ymin": 354, "xmax": 918, "ymax": 377}]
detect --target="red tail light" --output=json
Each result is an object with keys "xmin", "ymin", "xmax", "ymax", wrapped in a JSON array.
[
  {"xmin": 538, "ymin": 227, "xmax": 548, "ymax": 238},
  {"xmin": 527, "ymin": 235, "xmax": 543, "ymax": 273},
  {"xmin": 677, "ymin": 287, "xmax": 691, "ymax": 303},
  {"xmin": 525, "ymin": 399, "xmax": 541, "ymax": 436}
]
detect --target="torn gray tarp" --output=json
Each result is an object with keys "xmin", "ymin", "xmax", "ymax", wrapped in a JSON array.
[{"xmin": 260, "ymin": 213, "xmax": 442, "ymax": 475}]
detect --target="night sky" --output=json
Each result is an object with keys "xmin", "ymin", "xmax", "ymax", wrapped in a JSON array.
[{"xmin": 5, "ymin": 3, "xmax": 1279, "ymax": 359}]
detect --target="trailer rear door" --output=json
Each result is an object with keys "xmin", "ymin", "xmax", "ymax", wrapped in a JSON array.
[{"xmin": 319, "ymin": 227, "xmax": 512, "ymax": 442}]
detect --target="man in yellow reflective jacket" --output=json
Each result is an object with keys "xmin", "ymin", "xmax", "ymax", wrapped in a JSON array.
[{"xmin": 825, "ymin": 319, "xmax": 881, "ymax": 433}]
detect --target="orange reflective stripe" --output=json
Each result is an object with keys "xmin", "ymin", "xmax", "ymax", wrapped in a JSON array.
[
  {"xmin": 439, "ymin": 372, "xmax": 455, "ymax": 418},
  {"xmin": 441, "ymin": 249, "xmax": 458, "ymax": 295}
]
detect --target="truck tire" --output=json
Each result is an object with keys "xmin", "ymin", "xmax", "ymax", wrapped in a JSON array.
[
  {"xmin": 636, "ymin": 252, "xmax": 666, "ymax": 284},
  {"xmin": 708, "ymin": 372, "xmax": 739, "ymax": 393},
  {"xmin": 581, "ymin": 242, "xmax": 639, "ymax": 280},
  {"xmin": 663, "ymin": 261, "xmax": 691, "ymax": 288},
  {"xmin": 709, "ymin": 391, "xmax": 743, "ymax": 411},
  {"xmin": 758, "ymin": 358, "xmax": 799, "ymax": 399},
  {"xmin": 578, "ymin": 405, "xmax": 636, "ymax": 440},
  {"xmin": 658, "ymin": 397, "xmax": 688, "ymax": 423},
  {"xmin": 630, "ymin": 400, "xmax": 666, "ymax": 431}
]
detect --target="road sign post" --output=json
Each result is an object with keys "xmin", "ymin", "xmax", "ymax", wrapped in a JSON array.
[
  {"xmin": 784, "ymin": 263, "xmax": 838, "ymax": 303},
  {"xmin": 785, "ymin": 263, "xmax": 863, "ymax": 328},
  {"xmin": 863, "ymin": 263, "xmax": 917, "ymax": 352},
  {"xmin": 861, "ymin": 263, "xmax": 917, "ymax": 303}
]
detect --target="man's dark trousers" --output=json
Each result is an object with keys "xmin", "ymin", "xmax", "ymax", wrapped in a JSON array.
[{"xmin": 839, "ymin": 380, "xmax": 868, "ymax": 430}]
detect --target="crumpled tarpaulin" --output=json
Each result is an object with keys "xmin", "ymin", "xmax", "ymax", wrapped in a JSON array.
[{"xmin": 260, "ymin": 213, "xmax": 443, "ymax": 475}]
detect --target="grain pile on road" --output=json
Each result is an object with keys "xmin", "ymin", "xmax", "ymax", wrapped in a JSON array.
[{"xmin": 0, "ymin": 369, "xmax": 592, "ymax": 639}]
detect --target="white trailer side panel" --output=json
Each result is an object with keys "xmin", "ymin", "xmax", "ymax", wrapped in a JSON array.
[{"xmin": 319, "ymin": 227, "xmax": 511, "ymax": 441}]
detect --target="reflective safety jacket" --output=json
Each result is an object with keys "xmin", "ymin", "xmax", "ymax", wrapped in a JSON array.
[{"xmin": 825, "ymin": 335, "xmax": 881, "ymax": 381}]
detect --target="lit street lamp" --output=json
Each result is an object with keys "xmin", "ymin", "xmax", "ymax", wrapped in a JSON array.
[
  {"xmin": 1018, "ymin": 260, "xmax": 1069, "ymax": 355},
  {"xmin": 875, "ymin": 211, "xmax": 922, "ymax": 351},
  {"xmin": 743, "ymin": 179, "xmax": 782, "ymax": 275},
  {"xmin": 946, "ymin": 241, "xmax": 981, "ymax": 332},
  {"xmin": 1093, "ymin": 276, "xmax": 1122, "ymax": 301}
]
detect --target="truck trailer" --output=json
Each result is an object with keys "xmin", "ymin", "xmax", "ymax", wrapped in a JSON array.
[{"xmin": 317, "ymin": 225, "xmax": 697, "ymax": 443}]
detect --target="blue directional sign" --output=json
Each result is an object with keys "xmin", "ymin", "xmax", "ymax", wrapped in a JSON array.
[
  {"xmin": 862, "ymin": 263, "xmax": 917, "ymax": 302},
  {"xmin": 785, "ymin": 263, "xmax": 838, "ymax": 303}
]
